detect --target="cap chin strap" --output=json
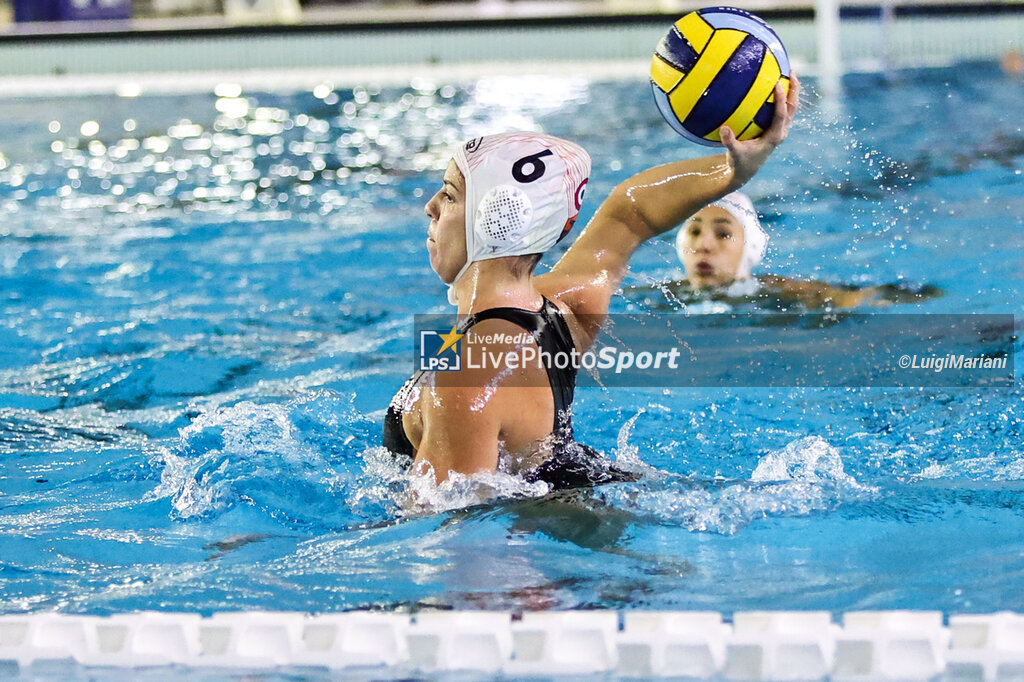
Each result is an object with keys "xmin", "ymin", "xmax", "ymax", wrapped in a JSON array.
[
  {"xmin": 736, "ymin": 258, "xmax": 754, "ymax": 280},
  {"xmin": 446, "ymin": 253, "xmax": 474, "ymax": 307},
  {"xmin": 449, "ymin": 151, "xmax": 474, "ymax": 308},
  {"xmin": 715, "ymin": 193, "xmax": 767, "ymax": 278}
]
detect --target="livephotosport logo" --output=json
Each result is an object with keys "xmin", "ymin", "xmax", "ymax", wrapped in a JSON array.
[{"xmin": 418, "ymin": 326, "xmax": 464, "ymax": 371}]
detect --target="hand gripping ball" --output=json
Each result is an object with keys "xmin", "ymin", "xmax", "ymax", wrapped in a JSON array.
[{"xmin": 651, "ymin": 6, "xmax": 791, "ymax": 146}]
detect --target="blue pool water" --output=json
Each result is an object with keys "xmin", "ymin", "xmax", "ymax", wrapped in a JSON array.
[{"xmin": 0, "ymin": 62, "xmax": 1021, "ymax": 626}]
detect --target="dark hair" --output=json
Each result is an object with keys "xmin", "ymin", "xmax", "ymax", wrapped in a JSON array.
[{"xmin": 510, "ymin": 253, "xmax": 543, "ymax": 279}]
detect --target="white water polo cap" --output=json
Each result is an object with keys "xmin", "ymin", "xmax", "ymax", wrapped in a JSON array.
[
  {"xmin": 450, "ymin": 132, "xmax": 591, "ymax": 286},
  {"xmin": 676, "ymin": 191, "xmax": 768, "ymax": 279}
]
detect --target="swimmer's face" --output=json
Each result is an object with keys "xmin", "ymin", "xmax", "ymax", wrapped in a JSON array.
[
  {"xmin": 424, "ymin": 161, "xmax": 468, "ymax": 284},
  {"xmin": 680, "ymin": 206, "xmax": 746, "ymax": 288}
]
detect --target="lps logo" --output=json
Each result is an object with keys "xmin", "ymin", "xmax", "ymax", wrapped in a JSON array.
[{"xmin": 418, "ymin": 326, "xmax": 464, "ymax": 371}]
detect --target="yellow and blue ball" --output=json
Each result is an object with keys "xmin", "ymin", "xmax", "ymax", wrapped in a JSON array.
[{"xmin": 651, "ymin": 6, "xmax": 790, "ymax": 147}]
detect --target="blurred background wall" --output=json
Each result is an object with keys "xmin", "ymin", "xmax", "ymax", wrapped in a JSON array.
[{"xmin": 0, "ymin": 0, "xmax": 1020, "ymax": 89}]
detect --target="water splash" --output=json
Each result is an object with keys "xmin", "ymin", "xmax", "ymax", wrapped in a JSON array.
[
  {"xmin": 601, "ymin": 435, "xmax": 874, "ymax": 535},
  {"xmin": 614, "ymin": 408, "xmax": 645, "ymax": 465},
  {"xmin": 751, "ymin": 434, "xmax": 859, "ymax": 485},
  {"xmin": 614, "ymin": 407, "xmax": 671, "ymax": 478},
  {"xmin": 150, "ymin": 392, "xmax": 376, "ymax": 529},
  {"xmin": 150, "ymin": 390, "xmax": 557, "ymax": 526},
  {"xmin": 917, "ymin": 455, "xmax": 1024, "ymax": 482},
  {"xmin": 399, "ymin": 465, "xmax": 550, "ymax": 518}
]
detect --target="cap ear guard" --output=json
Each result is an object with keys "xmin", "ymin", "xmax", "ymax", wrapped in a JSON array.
[
  {"xmin": 476, "ymin": 185, "xmax": 533, "ymax": 253},
  {"xmin": 716, "ymin": 192, "xmax": 767, "ymax": 279}
]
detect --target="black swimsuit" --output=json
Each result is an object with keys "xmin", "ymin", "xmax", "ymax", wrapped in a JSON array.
[{"xmin": 383, "ymin": 298, "xmax": 638, "ymax": 490}]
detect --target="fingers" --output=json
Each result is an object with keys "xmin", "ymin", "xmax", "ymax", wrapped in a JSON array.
[
  {"xmin": 720, "ymin": 73, "xmax": 796, "ymax": 187},
  {"xmin": 773, "ymin": 83, "xmax": 788, "ymax": 129},
  {"xmin": 720, "ymin": 125, "xmax": 737, "ymax": 147},
  {"xmin": 786, "ymin": 73, "xmax": 801, "ymax": 115},
  {"xmin": 764, "ymin": 73, "xmax": 798, "ymax": 143}
]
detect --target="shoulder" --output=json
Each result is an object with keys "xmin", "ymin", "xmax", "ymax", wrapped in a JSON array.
[
  {"xmin": 757, "ymin": 274, "xmax": 872, "ymax": 309},
  {"xmin": 528, "ymin": 284, "xmax": 604, "ymax": 351},
  {"xmin": 430, "ymin": 316, "xmax": 547, "ymax": 395},
  {"xmin": 758, "ymin": 274, "xmax": 822, "ymax": 296},
  {"xmin": 464, "ymin": 315, "xmax": 534, "ymax": 340},
  {"xmin": 757, "ymin": 274, "xmax": 797, "ymax": 288}
]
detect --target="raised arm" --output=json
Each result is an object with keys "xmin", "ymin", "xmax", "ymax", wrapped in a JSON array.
[{"xmin": 538, "ymin": 76, "xmax": 800, "ymax": 321}]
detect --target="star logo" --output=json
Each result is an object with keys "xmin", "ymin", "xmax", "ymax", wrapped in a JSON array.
[
  {"xmin": 417, "ymin": 321, "xmax": 464, "ymax": 372},
  {"xmin": 435, "ymin": 325, "xmax": 464, "ymax": 357}
]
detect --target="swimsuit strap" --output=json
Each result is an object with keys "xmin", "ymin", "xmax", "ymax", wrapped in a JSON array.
[{"xmin": 463, "ymin": 298, "xmax": 576, "ymax": 434}]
